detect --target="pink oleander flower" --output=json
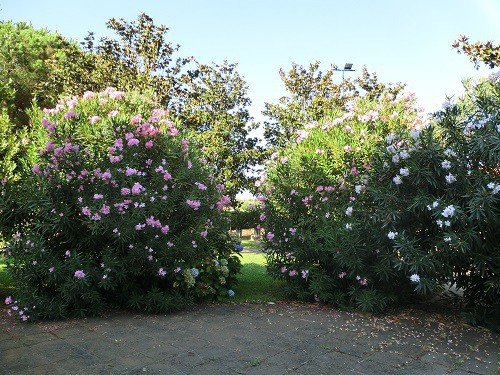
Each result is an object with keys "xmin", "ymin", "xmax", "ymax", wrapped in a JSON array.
[
  {"xmin": 187, "ymin": 160, "xmax": 192, "ymax": 169},
  {"xmin": 289, "ymin": 270, "xmax": 298, "ymax": 277},
  {"xmin": 4, "ymin": 296, "xmax": 12, "ymax": 305},
  {"xmin": 169, "ymin": 128, "xmax": 179, "ymax": 136},
  {"xmin": 195, "ymin": 182, "xmax": 207, "ymax": 190},
  {"xmin": 109, "ymin": 91, "xmax": 125, "ymax": 100},
  {"xmin": 130, "ymin": 115, "xmax": 142, "ymax": 124},
  {"xmin": 161, "ymin": 225, "xmax": 170, "ymax": 234},
  {"xmin": 101, "ymin": 171, "xmax": 112, "ymax": 180},
  {"xmin": 131, "ymin": 182, "xmax": 144, "ymax": 195},
  {"xmin": 339, "ymin": 272, "xmax": 347, "ymax": 278},
  {"xmin": 145, "ymin": 140, "xmax": 154, "ymax": 149},
  {"xmin": 121, "ymin": 188, "xmax": 131, "ymax": 196},
  {"xmin": 54, "ymin": 147, "xmax": 63, "ymax": 157},
  {"xmin": 65, "ymin": 110, "xmax": 77, "ymax": 119},
  {"xmin": 186, "ymin": 199, "xmax": 201, "ymax": 210},
  {"xmin": 100, "ymin": 205, "xmax": 110, "ymax": 215},
  {"xmin": 163, "ymin": 172, "xmax": 172, "ymax": 180},
  {"xmin": 89, "ymin": 116, "xmax": 101, "ymax": 124},
  {"xmin": 49, "ymin": 267, "xmax": 55, "ymax": 273},
  {"xmin": 289, "ymin": 227, "xmax": 297, "ymax": 235},
  {"xmin": 83, "ymin": 91, "xmax": 95, "ymax": 100},
  {"xmin": 266, "ymin": 232, "xmax": 274, "ymax": 240},
  {"xmin": 259, "ymin": 214, "xmax": 266, "ymax": 221},
  {"xmin": 301, "ymin": 270, "xmax": 309, "ymax": 278},
  {"xmin": 108, "ymin": 110, "xmax": 119, "ymax": 117},
  {"xmin": 200, "ymin": 229, "xmax": 208, "ymax": 238},
  {"xmin": 74, "ymin": 270, "xmax": 85, "ymax": 279},
  {"xmin": 110, "ymin": 155, "xmax": 123, "ymax": 163},
  {"xmin": 174, "ymin": 267, "xmax": 181, "ymax": 273},
  {"xmin": 32, "ymin": 165, "xmax": 41, "ymax": 174},
  {"xmin": 127, "ymin": 138, "xmax": 139, "ymax": 146},
  {"xmin": 158, "ymin": 268, "xmax": 167, "ymax": 277},
  {"xmin": 343, "ymin": 145, "xmax": 352, "ymax": 153},
  {"xmin": 281, "ymin": 266, "xmax": 287, "ymax": 273},
  {"xmin": 93, "ymin": 194, "xmax": 103, "ymax": 200},
  {"xmin": 125, "ymin": 167, "xmax": 137, "ymax": 176}
]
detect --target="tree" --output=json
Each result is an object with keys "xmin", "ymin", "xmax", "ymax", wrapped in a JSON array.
[
  {"xmin": 181, "ymin": 61, "xmax": 262, "ymax": 197},
  {"xmin": 0, "ymin": 21, "xmax": 80, "ymax": 127},
  {"xmin": 75, "ymin": 13, "xmax": 262, "ymax": 195},
  {"xmin": 453, "ymin": 35, "xmax": 500, "ymax": 69},
  {"xmin": 263, "ymin": 62, "xmax": 404, "ymax": 149}
]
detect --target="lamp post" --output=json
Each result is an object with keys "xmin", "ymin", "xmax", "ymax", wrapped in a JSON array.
[{"xmin": 333, "ymin": 63, "xmax": 355, "ymax": 80}]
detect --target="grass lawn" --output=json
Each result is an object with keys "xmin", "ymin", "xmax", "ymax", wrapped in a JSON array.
[
  {"xmin": 231, "ymin": 252, "xmax": 284, "ymax": 303},
  {"xmin": 0, "ymin": 256, "xmax": 13, "ymax": 299},
  {"xmin": 240, "ymin": 238, "xmax": 262, "ymax": 251}
]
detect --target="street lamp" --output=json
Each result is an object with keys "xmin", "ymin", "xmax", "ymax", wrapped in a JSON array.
[{"xmin": 333, "ymin": 63, "xmax": 355, "ymax": 80}]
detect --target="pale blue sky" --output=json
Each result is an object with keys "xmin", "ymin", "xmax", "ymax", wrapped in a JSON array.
[{"xmin": 2, "ymin": 0, "xmax": 499, "ymax": 122}]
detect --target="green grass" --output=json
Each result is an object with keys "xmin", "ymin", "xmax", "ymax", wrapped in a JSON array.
[
  {"xmin": 231, "ymin": 252, "xmax": 283, "ymax": 303},
  {"xmin": 0, "ymin": 256, "xmax": 13, "ymax": 299},
  {"xmin": 240, "ymin": 238, "xmax": 262, "ymax": 250}
]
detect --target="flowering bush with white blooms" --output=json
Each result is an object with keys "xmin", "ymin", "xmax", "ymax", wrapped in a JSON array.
[
  {"xmin": 346, "ymin": 75, "xmax": 499, "ymax": 326},
  {"xmin": 1, "ymin": 88, "xmax": 241, "ymax": 321},
  {"xmin": 259, "ymin": 93, "xmax": 422, "ymax": 312}
]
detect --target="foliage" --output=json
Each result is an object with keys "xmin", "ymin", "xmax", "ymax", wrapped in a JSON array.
[
  {"xmin": 1, "ymin": 15, "xmax": 262, "ymax": 195},
  {"xmin": 260, "ymin": 73, "xmax": 499, "ymax": 326},
  {"xmin": 2, "ymin": 89, "xmax": 241, "ymax": 321},
  {"xmin": 357, "ymin": 75, "xmax": 499, "ymax": 326},
  {"xmin": 259, "ymin": 92, "xmax": 421, "ymax": 313},
  {"xmin": 228, "ymin": 200, "xmax": 261, "ymax": 230},
  {"xmin": 74, "ymin": 13, "xmax": 262, "ymax": 195},
  {"xmin": 453, "ymin": 35, "xmax": 500, "ymax": 69},
  {"xmin": 0, "ymin": 21, "xmax": 81, "ymax": 127},
  {"xmin": 262, "ymin": 62, "xmax": 405, "ymax": 149}
]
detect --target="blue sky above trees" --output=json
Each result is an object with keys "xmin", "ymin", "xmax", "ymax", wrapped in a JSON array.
[{"xmin": 2, "ymin": 0, "xmax": 499, "ymax": 121}]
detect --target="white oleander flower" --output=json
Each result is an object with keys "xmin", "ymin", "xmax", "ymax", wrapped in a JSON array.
[
  {"xmin": 410, "ymin": 274, "xmax": 420, "ymax": 283},
  {"xmin": 441, "ymin": 160, "xmax": 452, "ymax": 170},
  {"xmin": 387, "ymin": 231, "xmax": 398, "ymax": 240},
  {"xmin": 399, "ymin": 168, "xmax": 410, "ymax": 177},
  {"xmin": 445, "ymin": 173, "xmax": 456, "ymax": 184},
  {"xmin": 441, "ymin": 205, "xmax": 455, "ymax": 218}
]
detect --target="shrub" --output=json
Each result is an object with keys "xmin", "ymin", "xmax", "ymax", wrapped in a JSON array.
[
  {"xmin": 259, "ymin": 92, "xmax": 422, "ymax": 312},
  {"xmin": 353, "ymin": 74, "xmax": 499, "ymax": 326},
  {"xmin": 2, "ymin": 88, "xmax": 240, "ymax": 321},
  {"xmin": 260, "ymin": 74, "xmax": 499, "ymax": 326}
]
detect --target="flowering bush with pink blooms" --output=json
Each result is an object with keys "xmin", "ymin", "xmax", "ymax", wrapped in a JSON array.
[
  {"xmin": 259, "ymin": 93, "xmax": 423, "ymax": 312},
  {"xmin": 1, "ymin": 88, "xmax": 240, "ymax": 320}
]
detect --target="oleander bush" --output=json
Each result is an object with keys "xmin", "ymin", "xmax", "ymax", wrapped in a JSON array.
[
  {"xmin": 1, "ymin": 88, "xmax": 241, "ymax": 321},
  {"xmin": 354, "ymin": 75, "xmax": 499, "ymax": 326},
  {"xmin": 260, "ymin": 75, "xmax": 499, "ymax": 326},
  {"xmin": 259, "ymin": 92, "xmax": 423, "ymax": 312}
]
